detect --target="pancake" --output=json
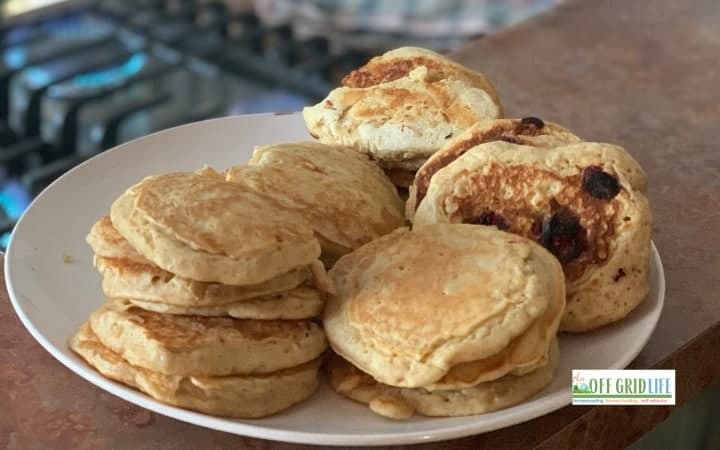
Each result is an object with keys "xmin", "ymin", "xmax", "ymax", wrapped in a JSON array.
[
  {"xmin": 303, "ymin": 48, "xmax": 502, "ymax": 164},
  {"xmin": 325, "ymin": 224, "xmax": 565, "ymax": 387},
  {"xmin": 113, "ymin": 285, "xmax": 325, "ymax": 320},
  {"xmin": 88, "ymin": 216, "xmax": 333, "ymax": 302},
  {"xmin": 87, "ymin": 216, "xmax": 150, "ymax": 264},
  {"xmin": 94, "ymin": 254, "xmax": 330, "ymax": 306},
  {"xmin": 414, "ymin": 141, "xmax": 652, "ymax": 332},
  {"xmin": 329, "ymin": 339, "xmax": 559, "ymax": 419},
  {"xmin": 89, "ymin": 302, "xmax": 327, "ymax": 376},
  {"xmin": 110, "ymin": 172, "xmax": 321, "ymax": 285},
  {"xmin": 225, "ymin": 141, "xmax": 403, "ymax": 263},
  {"xmin": 407, "ymin": 117, "xmax": 585, "ymax": 219},
  {"xmin": 70, "ymin": 323, "xmax": 320, "ymax": 418}
]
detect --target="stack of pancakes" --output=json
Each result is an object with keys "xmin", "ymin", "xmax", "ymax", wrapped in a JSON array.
[
  {"xmin": 324, "ymin": 224, "xmax": 566, "ymax": 419},
  {"xmin": 303, "ymin": 47, "xmax": 503, "ymax": 188},
  {"xmin": 66, "ymin": 44, "xmax": 655, "ymax": 421},
  {"xmin": 71, "ymin": 171, "xmax": 333, "ymax": 418}
]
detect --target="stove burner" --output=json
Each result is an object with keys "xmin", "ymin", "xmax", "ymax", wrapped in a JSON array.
[
  {"xmin": 0, "ymin": 1, "xmax": 376, "ymax": 250},
  {"xmin": 70, "ymin": 53, "xmax": 146, "ymax": 89}
]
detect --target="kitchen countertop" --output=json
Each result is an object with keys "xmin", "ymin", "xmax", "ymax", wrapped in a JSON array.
[{"xmin": 3, "ymin": 0, "xmax": 720, "ymax": 448}]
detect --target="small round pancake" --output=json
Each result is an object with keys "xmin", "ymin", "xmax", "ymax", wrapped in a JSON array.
[
  {"xmin": 88, "ymin": 216, "xmax": 334, "ymax": 302},
  {"xmin": 304, "ymin": 48, "xmax": 502, "ymax": 163},
  {"xmin": 113, "ymin": 286, "xmax": 325, "ymax": 320},
  {"xmin": 226, "ymin": 141, "xmax": 404, "ymax": 262},
  {"xmin": 414, "ymin": 141, "xmax": 652, "ymax": 332},
  {"xmin": 94, "ymin": 255, "xmax": 328, "ymax": 306},
  {"xmin": 110, "ymin": 172, "xmax": 321, "ymax": 285},
  {"xmin": 329, "ymin": 339, "xmax": 559, "ymax": 419},
  {"xmin": 89, "ymin": 302, "xmax": 327, "ymax": 376},
  {"xmin": 407, "ymin": 117, "xmax": 584, "ymax": 219},
  {"xmin": 87, "ymin": 216, "xmax": 150, "ymax": 264},
  {"xmin": 70, "ymin": 323, "xmax": 320, "ymax": 418},
  {"xmin": 325, "ymin": 224, "xmax": 565, "ymax": 388}
]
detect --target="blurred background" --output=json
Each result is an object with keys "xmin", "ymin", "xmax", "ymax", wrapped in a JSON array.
[{"xmin": 0, "ymin": 0, "xmax": 563, "ymax": 249}]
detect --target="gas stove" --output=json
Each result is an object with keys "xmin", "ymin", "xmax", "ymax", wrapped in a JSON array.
[{"xmin": 0, "ymin": 0, "xmax": 375, "ymax": 248}]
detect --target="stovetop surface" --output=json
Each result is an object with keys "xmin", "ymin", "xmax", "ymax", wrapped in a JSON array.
[{"xmin": 0, "ymin": 0, "xmax": 375, "ymax": 248}]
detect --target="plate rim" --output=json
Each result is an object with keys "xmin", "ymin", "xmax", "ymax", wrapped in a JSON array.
[{"xmin": 4, "ymin": 115, "xmax": 667, "ymax": 446}]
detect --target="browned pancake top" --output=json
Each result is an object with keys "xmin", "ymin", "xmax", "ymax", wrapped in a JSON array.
[
  {"xmin": 414, "ymin": 118, "xmax": 563, "ymax": 208},
  {"xmin": 451, "ymin": 163, "xmax": 619, "ymax": 281},
  {"xmin": 116, "ymin": 306, "xmax": 320, "ymax": 350},
  {"xmin": 342, "ymin": 57, "xmax": 446, "ymax": 88}
]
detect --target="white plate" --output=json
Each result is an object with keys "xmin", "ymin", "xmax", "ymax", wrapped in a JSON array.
[{"xmin": 5, "ymin": 114, "xmax": 665, "ymax": 447}]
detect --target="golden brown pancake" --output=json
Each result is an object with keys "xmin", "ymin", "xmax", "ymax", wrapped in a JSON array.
[
  {"xmin": 86, "ymin": 216, "xmax": 150, "ymax": 264},
  {"xmin": 113, "ymin": 285, "xmax": 325, "ymax": 320},
  {"xmin": 328, "ymin": 339, "xmax": 559, "ymax": 419},
  {"xmin": 324, "ymin": 224, "xmax": 564, "ymax": 387},
  {"xmin": 110, "ymin": 172, "xmax": 321, "ymax": 285},
  {"xmin": 89, "ymin": 302, "xmax": 327, "ymax": 376},
  {"xmin": 94, "ymin": 255, "xmax": 315, "ymax": 305},
  {"xmin": 93, "ymin": 253, "xmax": 332, "ymax": 307},
  {"xmin": 71, "ymin": 322, "xmax": 321, "ymax": 418},
  {"xmin": 424, "ymin": 266, "xmax": 564, "ymax": 391}
]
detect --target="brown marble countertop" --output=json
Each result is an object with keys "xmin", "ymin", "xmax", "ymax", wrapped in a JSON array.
[{"xmin": 3, "ymin": 0, "xmax": 720, "ymax": 448}]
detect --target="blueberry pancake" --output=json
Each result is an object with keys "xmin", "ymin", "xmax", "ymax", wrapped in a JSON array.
[
  {"xmin": 414, "ymin": 141, "xmax": 651, "ymax": 332},
  {"xmin": 407, "ymin": 117, "xmax": 586, "ymax": 219}
]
